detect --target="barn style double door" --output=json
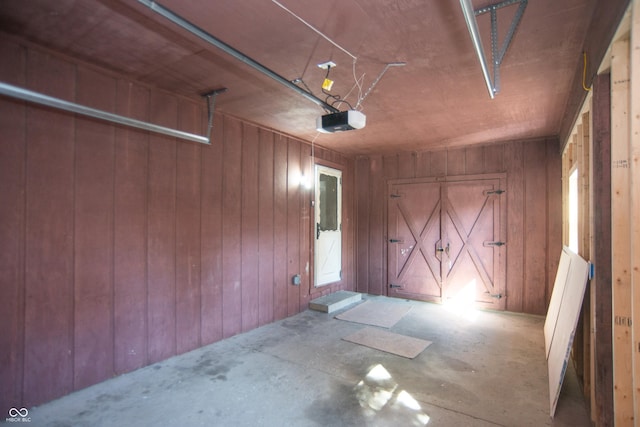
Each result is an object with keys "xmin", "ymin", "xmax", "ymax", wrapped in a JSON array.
[{"xmin": 387, "ymin": 175, "xmax": 506, "ymax": 310}]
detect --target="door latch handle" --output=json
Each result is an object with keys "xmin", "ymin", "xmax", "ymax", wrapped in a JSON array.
[{"xmin": 436, "ymin": 243, "xmax": 450, "ymax": 253}]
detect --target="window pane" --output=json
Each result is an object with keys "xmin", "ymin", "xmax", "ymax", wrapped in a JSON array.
[{"xmin": 319, "ymin": 173, "xmax": 338, "ymax": 231}]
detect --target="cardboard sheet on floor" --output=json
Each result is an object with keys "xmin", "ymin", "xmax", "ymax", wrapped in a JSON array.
[
  {"xmin": 546, "ymin": 248, "xmax": 589, "ymax": 417},
  {"xmin": 544, "ymin": 247, "xmax": 573, "ymax": 359},
  {"xmin": 343, "ymin": 327, "xmax": 432, "ymax": 359},
  {"xmin": 335, "ymin": 300, "xmax": 412, "ymax": 328}
]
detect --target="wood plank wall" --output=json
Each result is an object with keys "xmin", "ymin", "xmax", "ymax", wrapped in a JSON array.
[
  {"xmin": 0, "ymin": 39, "xmax": 355, "ymax": 409},
  {"xmin": 355, "ymin": 139, "xmax": 562, "ymax": 315}
]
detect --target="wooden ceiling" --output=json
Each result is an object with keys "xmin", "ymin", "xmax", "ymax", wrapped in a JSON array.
[{"xmin": 0, "ymin": 0, "xmax": 607, "ymax": 155}]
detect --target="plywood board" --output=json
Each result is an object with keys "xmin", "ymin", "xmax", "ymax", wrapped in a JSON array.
[
  {"xmin": 548, "ymin": 249, "xmax": 589, "ymax": 417},
  {"xmin": 544, "ymin": 247, "xmax": 572, "ymax": 359},
  {"xmin": 343, "ymin": 327, "xmax": 432, "ymax": 359},
  {"xmin": 336, "ymin": 300, "xmax": 412, "ymax": 328}
]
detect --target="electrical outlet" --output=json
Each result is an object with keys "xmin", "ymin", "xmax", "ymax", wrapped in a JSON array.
[
  {"xmin": 292, "ymin": 274, "xmax": 301, "ymax": 286},
  {"xmin": 317, "ymin": 61, "xmax": 336, "ymax": 70}
]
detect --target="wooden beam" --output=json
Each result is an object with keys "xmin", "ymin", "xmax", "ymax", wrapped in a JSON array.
[
  {"xmin": 631, "ymin": 0, "xmax": 640, "ymax": 421},
  {"xmin": 611, "ymin": 37, "xmax": 633, "ymax": 425},
  {"xmin": 562, "ymin": 151, "xmax": 569, "ymax": 247},
  {"xmin": 592, "ymin": 73, "xmax": 614, "ymax": 426},
  {"xmin": 588, "ymin": 99, "xmax": 598, "ymax": 420},
  {"xmin": 574, "ymin": 124, "xmax": 586, "ymax": 385},
  {"xmin": 579, "ymin": 114, "xmax": 592, "ymax": 404}
]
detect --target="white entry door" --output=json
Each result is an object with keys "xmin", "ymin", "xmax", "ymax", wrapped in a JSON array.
[{"xmin": 314, "ymin": 165, "xmax": 342, "ymax": 286}]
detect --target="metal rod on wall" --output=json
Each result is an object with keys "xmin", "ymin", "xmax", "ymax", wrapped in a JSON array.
[
  {"xmin": 138, "ymin": 0, "xmax": 340, "ymax": 114},
  {"xmin": 0, "ymin": 82, "xmax": 211, "ymax": 144},
  {"xmin": 459, "ymin": 0, "xmax": 496, "ymax": 99}
]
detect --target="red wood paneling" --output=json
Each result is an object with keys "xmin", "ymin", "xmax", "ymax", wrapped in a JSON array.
[
  {"xmin": 383, "ymin": 155, "xmax": 399, "ymax": 180},
  {"xmin": 416, "ymin": 152, "xmax": 431, "ymax": 177},
  {"xmin": 505, "ymin": 141, "xmax": 525, "ymax": 312},
  {"xmin": 369, "ymin": 155, "xmax": 385, "ymax": 295},
  {"xmin": 484, "ymin": 144, "xmax": 504, "ymax": 173},
  {"xmin": 73, "ymin": 67, "xmax": 115, "ymax": 390},
  {"xmin": 356, "ymin": 157, "xmax": 370, "ymax": 294},
  {"xmin": 273, "ymin": 134, "xmax": 289, "ymax": 320},
  {"xmin": 2, "ymin": 39, "xmax": 357, "ymax": 408},
  {"xmin": 113, "ymin": 81, "xmax": 149, "ymax": 374},
  {"xmin": 0, "ymin": 40, "xmax": 26, "ymax": 412},
  {"xmin": 341, "ymin": 157, "xmax": 356, "ymax": 292},
  {"xmin": 221, "ymin": 117, "xmax": 243, "ymax": 338},
  {"xmin": 465, "ymin": 146, "xmax": 485, "ymax": 175},
  {"xmin": 175, "ymin": 100, "xmax": 202, "ymax": 354},
  {"xmin": 447, "ymin": 148, "xmax": 466, "ymax": 176},
  {"xmin": 147, "ymin": 92, "xmax": 177, "ymax": 363},
  {"xmin": 258, "ymin": 130, "xmax": 275, "ymax": 326},
  {"xmin": 545, "ymin": 138, "xmax": 562, "ymax": 308},
  {"xmin": 397, "ymin": 153, "xmax": 415, "ymax": 179},
  {"xmin": 241, "ymin": 124, "xmax": 260, "ymax": 331},
  {"xmin": 287, "ymin": 139, "xmax": 301, "ymax": 316},
  {"xmin": 23, "ymin": 50, "xmax": 76, "ymax": 406},
  {"xmin": 299, "ymin": 144, "xmax": 312, "ymax": 310},
  {"xmin": 200, "ymin": 113, "xmax": 224, "ymax": 345},
  {"xmin": 523, "ymin": 141, "xmax": 548, "ymax": 315},
  {"xmin": 431, "ymin": 151, "xmax": 447, "ymax": 176}
]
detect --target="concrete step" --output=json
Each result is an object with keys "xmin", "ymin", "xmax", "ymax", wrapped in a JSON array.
[{"xmin": 309, "ymin": 291, "xmax": 362, "ymax": 313}]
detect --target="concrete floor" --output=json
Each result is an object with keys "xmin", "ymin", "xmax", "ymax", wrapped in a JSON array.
[{"xmin": 28, "ymin": 296, "xmax": 592, "ymax": 426}]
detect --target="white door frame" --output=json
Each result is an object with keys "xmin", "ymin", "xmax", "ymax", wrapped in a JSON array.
[{"xmin": 314, "ymin": 164, "xmax": 342, "ymax": 287}]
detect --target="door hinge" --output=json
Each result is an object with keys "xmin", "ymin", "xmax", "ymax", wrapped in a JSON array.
[
  {"xmin": 484, "ymin": 241, "xmax": 506, "ymax": 247},
  {"xmin": 389, "ymin": 284, "xmax": 402, "ymax": 289},
  {"xmin": 484, "ymin": 189, "xmax": 505, "ymax": 196}
]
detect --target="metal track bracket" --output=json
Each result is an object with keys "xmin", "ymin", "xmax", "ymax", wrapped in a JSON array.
[
  {"xmin": 459, "ymin": 0, "xmax": 527, "ymax": 97},
  {"xmin": 475, "ymin": 0, "xmax": 528, "ymax": 95},
  {"xmin": 202, "ymin": 88, "xmax": 227, "ymax": 141}
]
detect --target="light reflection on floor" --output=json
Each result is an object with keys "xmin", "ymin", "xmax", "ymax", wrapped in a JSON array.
[
  {"xmin": 443, "ymin": 279, "xmax": 480, "ymax": 322},
  {"xmin": 354, "ymin": 363, "xmax": 430, "ymax": 426}
]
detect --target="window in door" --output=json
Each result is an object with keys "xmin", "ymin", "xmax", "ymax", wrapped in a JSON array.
[{"xmin": 314, "ymin": 165, "xmax": 342, "ymax": 286}]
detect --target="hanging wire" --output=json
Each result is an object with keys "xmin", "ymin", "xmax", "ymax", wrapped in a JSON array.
[
  {"xmin": 271, "ymin": 0, "xmax": 366, "ymax": 111},
  {"xmin": 322, "ymin": 65, "xmax": 355, "ymax": 110},
  {"xmin": 352, "ymin": 58, "xmax": 365, "ymax": 110},
  {"xmin": 271, "ymin": 0, "xmax": 357, "ymax": 60},
  {"xmin": 336, "ymin": 72, "xmax": 366, "ymax": 111}
]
